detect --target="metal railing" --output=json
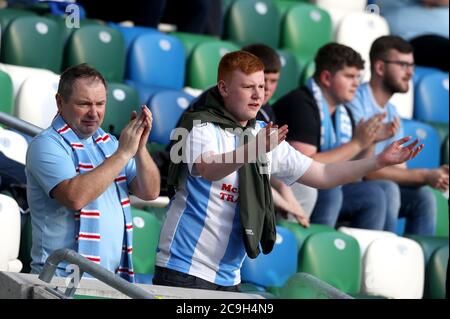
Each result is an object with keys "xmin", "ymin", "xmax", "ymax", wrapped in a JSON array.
[
  {"xmin": 0, "ymin": 111, "xmax": 42, "ymax": 137},
  {"xmin": 39, "ymin": 248, "xmax": 153, "ymax": 299}
]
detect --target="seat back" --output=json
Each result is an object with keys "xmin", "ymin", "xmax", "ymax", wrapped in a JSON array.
[
  {"xmin": 0, "ymin": 127, "xmax": 28, "ymax": 165},
  {"xmin": 401, "ymin": 119, "xmax": 441, "ymax": 169},
  {"xmin": 443, "ymin": 135, "xmax": 449, "ymax": 165},
  {"xmin": 187, "ymin": 40, "xmax": 239, "ymax": 90},
  {"xmin": 108, "ymin": 23, "xmax": 160, "ymax": 57},
  {"xmin": 1, "ymin": 16, "xmax": 63, "ymax": 73},
  {"xmin": 64, "ymin": 25, "xmax": 125, "ymax": 82},
  {"xmin": 0, "ymin": 63, "xmax": 56, "ymax": 99},
  {"xmin": 14, "ymin": 72, "xmax": 60, "ymax": 129},
  {"xmin": 0, "ymin": 8, "xmax": 37, "ymax": 35},
  {"xmin": 0, "ymin": 194, "xmax": 22, "ymax": 272},
  {"xmin": 338, "ymin": 226, "xmax": 397, "ymax": 258},
  {"xmin": 277, "ymin": 220, "xmax": 334, "ymax": 257},
  {"xmin": 0, "ymin": 69, "xmax": 13, "ymax": 114},
  {"xmin": 273, "ymin": 49, "xmax": 301, "ymax": 102},
  {"xmin": 362, "ymin": 237, "xmax": 424, "ymax": 298},
  {"xmin": 131, "ymin": 207, "xmax": 162, "ymax": 276},
  {"xmin": 414, "ymin": 72, "xmax": 449, "ymax": 124},
  {"xmin": 431, "ymin": 188, "xmax": 449, "ymax": 238},
  {"xmin": 102, "ymin": 82, "xmax": 140, "ymax": 137},
  {"xmin": 148, "ymin": 90, "xmax": 194, "ymax": 145},
  {"xmin": 425, "ymin": 245, "xmax": 448, "ymax": 299},
  {"xmin": 172, "ymin": 31, "xmax": 218, "ymax": 61},
  {"xmin": 312, "ymin": 0, "xmax": 367, "ymax": 33},
  {"xmin": 335, "ymin": 12, "xmax": 389, "ymax": 82},
  {"xmin": 225, "ymin": 0, "xmax": 281, "ymax": 47},
  {"xmin": 127, "ymin": 33, "xmax": 185, "ymax": 90},
  {"xmin": 241, "ymin": 226, "xmax": 298, "ymax": 288},
  {"xmin": 299, "ymin": 231, "xmax": 361, "ymax": 294},
  {"xmin": 280, "ymin": 3, "xmax": 332, "ymax": 63}
]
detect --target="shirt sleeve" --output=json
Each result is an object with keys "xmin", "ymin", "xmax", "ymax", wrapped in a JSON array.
[
  {"xmin": 273, "ymin": 88, "xmax": 321, "ymax": 148},
  {"xmin": 26, "ymin": 135, "xmax": 77, "ymax": 197},
  {"xmin": 270, "ymin": 140, "xmax": 313, "ymax": 186},
  {"xmin": 184, "ymin": 123, "xmax": 219, "ymax": 176}
]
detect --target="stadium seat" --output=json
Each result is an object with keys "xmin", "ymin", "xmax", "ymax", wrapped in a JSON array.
[
  {"xmin": 47, "ymin": 15, "xmax": 105, "ymax": 45},
  {"xmin": 1, "ymin": 16, "xmax": 63, "ymax": 73},
  {"xmin": 338, "ymin": 227, "xmax": 397, "ymax": 258},
  {"xmin": 0, "ymin": 63, "xmax": 56, "ymax": 99},
  {"xmin": 311, "ymin": 0, "xmax": 367, "ymax": 34},
  {"xmin": 361, "ymin": 237, "xmax": 424, "ymax": 299},
  {"xmin": 126, "ymin": 33, "xmax": 185, "ymax": 103},
  {"xmin": 401, "ymin": 119, "xmax": 440, "ymax": 169},
  {"xmin": 131, "ymin": 207, "xmax": 162, "ymax": 281},
  {"xmin": 298, "ymin": 231, "xmax": 361, "ymax": 295},
  {"xmin": 404, "ymin": 234, "xmax": 448, "ymax": 266},
  {"xmin": 280, "ymin": 3, "xmax": 332, "ymax": 69},
  {"xmin": 0, "ymin": 194, "xmax": 22, "ymax": 272},
  {"xmin": 299, "ymin": 59, "xmax": 315, "ymax": 86},
  {"xmin": 335, "ymin": 12, "xmax": 389, "ymax": 82},
  {"xmin": 0, "ymin": 127, "xmax": 28, "ymax": 165},
  {"xmin": 148, "ymin": 90, "xmax": 194, "ymax": 145},
  {"xmin": 0, "ymin": 8, "xmax": 37, "ymax": 35},
  {"xmin": 64, "ymin": 25, "xmax": 126, "ymax": 82},
  {"xmin": 414, "ymin": 72, "xmax": 449, "ymax": 124},
  {"xmin": 276, "ymin": 220, "xmax": 334, "ymax": 258},
  {"xmin": 0, "ymin": 69, "xmax": 13, "ymax": 114},
  {"xmin": 14, "ymin": 71, "xmax": 60, "ymax": 129},
  {"xmin": 102, "ymin": 82, "xmax": 140, "ymax": 137},
  {"xmin": 225, "ymin": 0, "xmax": 281, "ymax": 48},
  {"xmin": 389, "ymin": 79, "xmax": 414, "ymax": 119},
  {"xmin": 187, "ymin": 40, "xmax": 239, "ymax": 90},
  {"xmin": 272, "ymin": 49, "xmax": 301, "ymax": 102},
  {"xmin": 241, "ymin": 226, "xmax": 298, "ymax": 289},
  {"xmin": 108, "ymin": 23, "xmax": 160, "ymax": 56},
  {"xmin": 413, "ymin": 65, "xmax": 442, "ymax": 86},
  {"xmin": 172, "ymin": 31, "xmax": 218, "ymax": 61},
  {"xmin": 424, "ymin": 245, "xmax": 448, "ymax": 299},
  {"xmin": 432, "ymin": 188, "xmax": 449, "ymax": 238},
  {"xmin": 278, "ymin": 272, "xmax": 353, "ymax": 299}
]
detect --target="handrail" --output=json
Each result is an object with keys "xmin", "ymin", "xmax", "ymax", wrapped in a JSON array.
[
  {"xmin": 38, "ymin": 248, "xmax": 153, "ymax": 299},
  {"xmin": 0, "ymin": 111, "xmax": 43, "ymax": 137}
]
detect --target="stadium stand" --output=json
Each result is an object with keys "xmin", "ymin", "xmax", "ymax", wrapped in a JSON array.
[
  {"xmin": 272, "ymin": 49, "xmax": 300, "ymax": 101},
  {"xmin": 414, "ymin": 72, "xmax": 449, "ymax": 124}
]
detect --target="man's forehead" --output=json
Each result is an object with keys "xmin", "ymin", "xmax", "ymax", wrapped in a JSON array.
[{"xmin": 387, "ymin": 49, "xmax": 414, "ymax": 61}]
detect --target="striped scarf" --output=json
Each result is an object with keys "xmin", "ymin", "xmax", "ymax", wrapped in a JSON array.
[
  {"xmin": 307, "ymin": 78, "xmax": 353, "ymax": 151},
  {"xmin": 52, "ymin": 115, "xmax": 135, "ymax": 282}
]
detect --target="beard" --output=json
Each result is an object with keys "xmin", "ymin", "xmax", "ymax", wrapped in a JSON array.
[{"xmin": 383, "ymin": 73, "xmax": 410, "ymax": 95}]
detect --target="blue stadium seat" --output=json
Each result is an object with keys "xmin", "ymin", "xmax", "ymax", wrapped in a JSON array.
[
  {"xmin": 241, "ymin": 226, "xmax": 298, "ymax": 289},
  {"xmin": 414, "ymin": 72, "xmax": 449, "ymax": 124},
  {"xmin": 147, "ymin": 90, "xmax": 194, "ymax": 145},
  {"xmin": 127, "ymin": 33, "xmax": 185, "ymax": 104},
  {"xmin": 108, "ymin": 23, "xmax": 161, "ymax": 56},
  {"xmin": 413, "ymin": 66, "xmax": 442, "ymax": 86},
  {"xmin": 401, "ymin": 119, "xmax": 441, "ymax": 169}
]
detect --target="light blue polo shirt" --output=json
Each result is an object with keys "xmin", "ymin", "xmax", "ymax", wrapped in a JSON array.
[
  {"xmin": 26, "ymin": 127, "xmax": 136, "ymax": 276},
  {"xmin": 346, "ymin": 82, "xmax": 404, "ymax": 155}
]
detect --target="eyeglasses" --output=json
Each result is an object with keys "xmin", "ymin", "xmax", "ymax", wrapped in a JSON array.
[{"xmin": 383, "ymin": 60, "xmax": 415, "ymax": 70}]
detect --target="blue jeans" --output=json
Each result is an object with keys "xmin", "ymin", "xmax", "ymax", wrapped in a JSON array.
[
  {"xmin": 311, "ymin": 180, "xmax": 390, "ymax": 230},
  {"xmin": 399, "ymin": 186, "xmax": 436, "ymax": 235}
]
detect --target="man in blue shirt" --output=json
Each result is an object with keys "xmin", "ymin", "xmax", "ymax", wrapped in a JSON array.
[
  {"xmin": 347, "ymin": 36, "xmax": 449, "ymax": 235},
  {"xmin": 26, "ymin": 64, "xmax": 160, "ymax": 280}
]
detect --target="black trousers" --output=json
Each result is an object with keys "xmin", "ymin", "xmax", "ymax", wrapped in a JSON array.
[{"xmin": 153, "ymin": 266, "xmax": 241, "ymax": 292}]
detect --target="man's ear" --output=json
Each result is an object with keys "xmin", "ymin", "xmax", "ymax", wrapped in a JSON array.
[
  {"xmin": 373, "ymin": 60, "xmax": 385, "ymax": 77},
  {"xmin": 319, "ymin": 70, "xmax": 332, "ymax": 88},
  {"xmin": 55, "ymin": 93, "xmax": 63, "ymax": 112},
  {"xmin": 217, "ymin": 80, "xmax": 228, "ymax": 98}
]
